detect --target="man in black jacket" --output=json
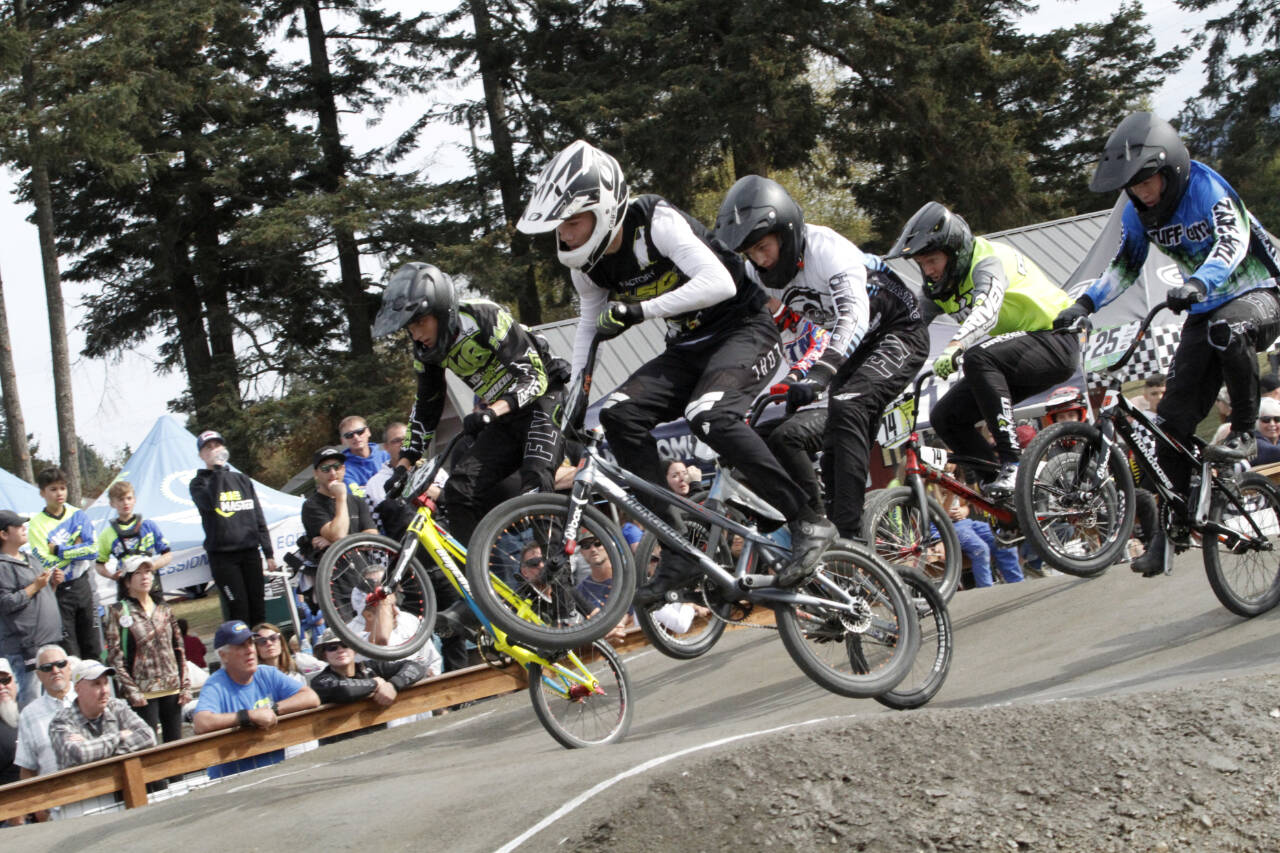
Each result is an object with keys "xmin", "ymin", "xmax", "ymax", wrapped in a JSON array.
[
  {"xmin": 188, "ymin": 430, "xmax": 276, "ymax": 627},
  {"xmin": 309, "ymin": 629, "xmax": 426, "ymax": 706}
]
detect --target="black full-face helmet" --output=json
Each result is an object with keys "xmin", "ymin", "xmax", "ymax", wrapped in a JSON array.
[
  {"xmin": 1090, "ymin": 112, "xmax": 1191, "ymax": 228},
  {"xmin": 373, "ymin": 262, "xmax": 460, "ymax": 364},
  {"xmin": 886, "ymin": 201, "xmax": 975, "ymax": 301},
  {"xmin": 713, "ymin": 175, "xmax": 807, "ymax": 288}
]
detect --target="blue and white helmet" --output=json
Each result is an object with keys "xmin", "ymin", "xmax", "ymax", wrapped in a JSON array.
[{"xmin": 517, "ymin": 140, "xmax": 629, "ymax": 272}]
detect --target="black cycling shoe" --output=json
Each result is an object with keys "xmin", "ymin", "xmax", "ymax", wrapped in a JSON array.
[
  {"xmin": 634, "ymin": 552, "xmax": 704, "ymax": 609},
  {"xmin": 1205, "ymin": 430, "xmax": 1256, "ymax": 463},
  {"xmin": 1130, "ymin": 526, "xmax": 1191, "ymax": 577},
  {"xmin": 983, "ymin": 462, "xmax": 1019, "ymax": 497},
  {"xmin": 776, "ymin": 516, "xmax": 838, "ymax": 587},
  {"xmin": 435, "ymin": 599, "xmax": 479, "ymax": 638}
]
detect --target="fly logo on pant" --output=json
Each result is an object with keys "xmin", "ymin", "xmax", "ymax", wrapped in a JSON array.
[{"xmin": 861, "ymin": 335, "xmax": 912, "ymax": 379}]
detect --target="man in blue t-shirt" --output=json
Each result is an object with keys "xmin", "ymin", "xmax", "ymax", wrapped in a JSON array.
[{"xmin": 193, "ymin": 621, "xmax": 319, "ymax": 779}]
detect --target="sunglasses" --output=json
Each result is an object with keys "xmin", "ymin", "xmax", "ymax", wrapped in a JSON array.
[
  {"xmin": 342, "ymin": 426, "xmax": 369, "ymax": 440},
  {"xmin": 38, "ymin": 659, "xmax": 69, "ymax": 672},
  {"xmin": 522, "ymin": 556, "xmax": 545, "ymax": 568},
  {"xmin": 317, "ymin": 462, "xmax": 344, "ymax": 473},
  {"xmin": 319, "ymin": 642, "xmax": 349, "ymax": 654},
  {"xmin": 253, "ymin": 633, "xmax": 281, "ymax": 645},
  {"xmin": 1260, "ymin": 417, "xmax": 1280, "ymax": 424},
  {"xmin": 580, "ymin": 539, "xmax": 603, "ymax": 550},
  {"xmin": 0, "ymin": 673, "xmax": 12, "ymax": 685}
]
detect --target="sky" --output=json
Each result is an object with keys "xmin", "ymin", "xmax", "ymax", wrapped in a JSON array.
[{"xmin": 0, "ymin": 0, "xmax": 1218, "ymax": 460}]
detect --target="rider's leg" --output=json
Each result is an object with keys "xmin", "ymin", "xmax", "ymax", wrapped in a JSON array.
[
  {"xmin": 762, "ymin": 409, "xmax": 827, "ymax": 515},
  {"xmin": 442, "ymin": 415, "xmax": 528, "ymax": 548},
  {"xmin": 1209, "ymin": 288, "xmax": 1280, "ymax": 451},
  {"xmin": 822, "ymin": 327, "xmax": 930, "ymax": 538},
  {"xmin": 516, "ymin": 390, "xmax": 566, "ymax": 494}
]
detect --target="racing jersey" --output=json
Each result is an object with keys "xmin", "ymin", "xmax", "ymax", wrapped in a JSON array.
[
  {"xmin": 1082, "ymin": 161, "xmax": 1280, "ymax": 314},
  {"xmin": 28, "ymin": 505, "xmax": 97, "ymax": 582},
  {"xmin": 95, "ymin": 516, "xmax": 172, "ymax": 564},
  {"xmin": 923, "ymin": 237, "xmax": 1073, "ymax": 348},
  {"xmin": 405, "ymin": 299, "xmax": 549, "ymax": 462},
  {"xmin": 773, "ymin": 305, "xmax": 831, "ymax": 376},
  {"xmin": 571, "ymin": 194, "xmax": 763, "ymax": 373}
]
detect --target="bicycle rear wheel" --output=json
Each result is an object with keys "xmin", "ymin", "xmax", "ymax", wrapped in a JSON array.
[
  {"xmin": 861, "ymin": 567, "xmax": 952, "ymax": 710},
  {"xmin": 775, "ymin": 544, "xmax": 919, "ymax": 698},
  {"xmin": 527, "ymin": 639, "xmax": 633, "ymax": 749},
  {"xmin": 1014, "ymin": 421, "xmax": 1134, "ymax": 576},
  {"xmin": 1203, "ymin": 472, "xmax": 1280, "ymax": 617},
  {"xmin": 862, "ymin": 485, "xmax": 962, "ymax": 603},
  {"xmin": 466, "ymin": 493, "xmax": 637, "ymax": 650},
  {"xmin": 315, "ymin": 533, "xmax": 437, "ymax": 661}
]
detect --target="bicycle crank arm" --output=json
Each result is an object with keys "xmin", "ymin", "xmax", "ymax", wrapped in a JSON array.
[{"xmin": 737, "ymin": 573, "xmax": 778, "ymax": 589}]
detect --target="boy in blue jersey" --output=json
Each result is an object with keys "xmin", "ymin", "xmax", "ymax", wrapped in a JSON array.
[
  {"xmin": 94, "ymin": 481, "xmax": 173, "ymax": 583},
  {"xmin": 27, "ymin": 469, "xmax": 100, "ymax": 660},
  {"xmin": 1056, "ymin": 112, "xmax": 1280, "ymax": 575}
]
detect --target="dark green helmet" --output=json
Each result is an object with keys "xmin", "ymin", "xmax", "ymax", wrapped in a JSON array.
[
  {"xmin": 886, "ymin": 202, "xmax": 974, "ymax": 301},
  {"xmin": 373, "ymin": 262, "xmax": 460, "ymax": 364}
]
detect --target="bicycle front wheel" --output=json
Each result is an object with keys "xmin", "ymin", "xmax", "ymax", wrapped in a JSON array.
[
  {"xmin": 863, "ymin": 485, "xmax": 962, "ymax": 603},
  {"xmin": 315, "ymin": 533, "xmax": 437, "ymax": 661},
  {"xmin": 1203, "ymin": 472, "xmax": 1280, "ymax": 617},
  {"xmin": 775, "ymin": 544, "xmax": 919, "ymax": 698},
  {"xmin": 865, "ymin": 567, "xmax": 952, "ymax": 710},
  {"xmin": 466, "ymin": 493, "xmax": 637, "ymax": 650},
  {"xmin": 527, "ymin": 640, "xmax": 633, "ymax": 749},
  {"xmin": 1015, "ymin": 421, "xmax": 1134, "ymax": 576},
  {"xmin": 631, "ymin": 526, "xmax": 731, "ymax": 660}
]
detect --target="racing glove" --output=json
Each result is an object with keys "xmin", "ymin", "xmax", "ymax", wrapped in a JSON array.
[
  {"xmin": 595, "ymin": 302, "xmax": 645, "ymax": 340},
  {"xmin": 1053, "ymin": 295, "xmax": 1095, "ymax": 330},
  {"xmin": 932, "ymin": 344, "xmax": 963, "ymax": 381},
  {"xmin": 1166, "ymin": 278, "xmax": 1207, "ymax": 313},
  {"xmin": 384, "ymin": 466, "xmax": 409, "ymax": 500},
  {"xmin": 462, "ymin": 410, "xmax": 494, "ymax": 436}
]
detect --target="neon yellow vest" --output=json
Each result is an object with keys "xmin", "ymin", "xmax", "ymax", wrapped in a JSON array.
[{"xmin": 933, "ymin": 237, "xmax": 1073, "ymax": 335}]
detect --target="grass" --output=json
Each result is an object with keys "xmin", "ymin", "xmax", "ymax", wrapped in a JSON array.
[{"xmin": 169, "ymin": 595, "xmax": 225, "ymax": 646}]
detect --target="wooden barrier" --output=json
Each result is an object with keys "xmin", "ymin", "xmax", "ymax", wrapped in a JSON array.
[{"xmin": 0, "ymin": 612, "xmax": 775, "ymax": 821}]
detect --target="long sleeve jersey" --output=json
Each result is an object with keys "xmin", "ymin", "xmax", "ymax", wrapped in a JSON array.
[
  {"xmin": 28, "ymin": 506, "xmax": 97, "ymax": 581},
  {"xmin": 405, "ymin": 299, "xmax": 549, "ymax": 462},
  {"xmin": 1082, "ymin": 160, "xmax": 1280, "ymax": 314}
]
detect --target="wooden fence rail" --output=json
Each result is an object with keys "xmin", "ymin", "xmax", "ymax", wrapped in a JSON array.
[{"xmin": 0, "ymin": 615, "xmax": 772, "ymax": 822}]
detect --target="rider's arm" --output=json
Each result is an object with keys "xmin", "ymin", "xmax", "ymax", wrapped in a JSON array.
[
  {"xmin": 810, "ymin": 261, "xmax": 870, "ymax": 379},
  {"xmin": 403, "ymin": 363, "xmax": 447, "ymax": 464},
  {"xmin": 949, "ymin": 255, "xmax": 1009, "ymax": 350},
  {"xmin": 1081, "ymin": 204, "xmax": 1149, "ymax": 311},
  {"xmin": 480, "ymin": 303, "xmax": 549, "ymax": 412},
  {"xmin": 570, "ymin": 272, "xmax": 609, "ymax": 375},
  {"xmin": 787, "ymin": 321, "xmax": 830, "ymax": 378},
  {"xmin": 1186, "ymin": 193, "xmax": 1253, "ymax": 294},
  {"xmin": 635, "ymin": 202, "xmax": 735, "ymax": 320}
]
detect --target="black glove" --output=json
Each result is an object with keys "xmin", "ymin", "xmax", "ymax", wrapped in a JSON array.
[
  {"xmin": 462, "ymin": 410, "xmax": 494, "ymax": 436},
  {"xmin": 595, "ymin": 301, "xmax": 644, "ymax": 340},
  {"xmin": 1166, "ymin": 278, "xmax": 1207, "ymax": 313},
  {"xmin": 547, "ymin": 357, "xmax": 572, "ymax": 386},
  {"xmin": 785, "ymin": 381, "xmax": 819, "ymax": 414},
  {"xmin": 384, "ymin": 466, "xmax": 409, "ymax": 500},
  {"xmin": 1053, "ymin": 296, "xmax": 1094, "ymax": 330}
]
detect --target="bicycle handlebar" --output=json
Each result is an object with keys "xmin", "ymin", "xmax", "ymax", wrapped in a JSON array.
[{"xmin": 1098, "ymin": 300, "xmax": 1169, "ymax": 376}]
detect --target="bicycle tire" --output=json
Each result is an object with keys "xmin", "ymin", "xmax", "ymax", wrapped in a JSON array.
[
  {"xmin": 865, "ymin": 567, "xmax": 952, "ymax": 710},
  {"xmin": 465, "ymin": 493, "xmax": 637, "ymax": 649},
  {"xmin": 1203, "ymin": 472, "xmax": 1280, "ymax": 617},
  {"xmin": 632, "ymin": 527, "xmax": 731, "ymax": 660},
  {"xmin": 315, "ymin": 533, "xmax": 437, "ymax": 661},
  {"xmin": 862, "ymin": 485, "xmax": 962, "ymax": 603},
  {"xmin": 527, "ymin": 639, "xmax": 633, "ymax": 748},
  {"xmin": 1014, "ymin": 421, "xmax": 1134, "ymax": 576},
  {"xmin": 774, "ymin": 544, "xmax": 920, "ymax": 698}
]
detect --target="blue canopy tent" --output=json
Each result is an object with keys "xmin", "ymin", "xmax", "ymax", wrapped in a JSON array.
[{"xmin": 0, "ymin": 467, "xmax": 42, "ymax": 514}]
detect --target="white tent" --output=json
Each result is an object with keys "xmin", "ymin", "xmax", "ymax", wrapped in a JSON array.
[{"xmin": 85, "ymin": 416, "xmax": 305, "ymax": 597}]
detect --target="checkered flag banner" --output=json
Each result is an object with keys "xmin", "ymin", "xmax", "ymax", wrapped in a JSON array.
[{"xmin": 1081, "ymin": 321, "xmax": 1181, "ymax": 394}]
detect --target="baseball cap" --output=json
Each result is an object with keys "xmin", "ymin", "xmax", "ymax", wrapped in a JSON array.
[
  {"xmin": 213, "ymin": 620, "xmax": 254, "ymax": 649},
  {"xmin": 0, "ymin": 509, "xmax": 29, "ymax": 529},
  {"xmin": 71, "ymin": 659, "xmax": 116, "ymax": 684},
  {"xmin": 314, "ymin": 628, "xmax": 344, "ymax": 653},
  {"xmin": 1259, "ymin": 397, "xmax": 1280, "ymax": 419},
  {"xmin": 313, "ymin": 446, "xmax": 346, "ymax": 468},
  {"xmin": 121, "ymin": 554, "xmax": 154, "ymax": 575},
  {"xmin": 197, "ymin": 430, "xmax": 226, "ymax": 451}
]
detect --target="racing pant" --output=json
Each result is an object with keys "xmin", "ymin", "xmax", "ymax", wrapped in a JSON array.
[
  {"xmin": 931, "ymin": 329, "xmax": 1078, "ymax": 468},
  {"xmin": 755, "ymin": 324, "xmax": 930, "ymax": 538},
  {"xmin": 599, "ymin": 309, "xmax": 812, "ymax": 531},
  {"xmin": 443, "ymin": 388, "xmax": 565, "ymax": 548},
  {"xmin": 1156, "ymin": 287, "xmax": 1280, "ymax": 494}
]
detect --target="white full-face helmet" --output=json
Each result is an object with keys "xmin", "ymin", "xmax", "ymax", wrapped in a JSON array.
[{"xmin": 517, "ymin": 140, "xmax": 629, "ymax": 272}]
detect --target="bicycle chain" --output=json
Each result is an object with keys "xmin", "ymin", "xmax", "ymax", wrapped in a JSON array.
[{"xmin": 698, "ymin": 584, "xmax": 776, "ymax": 631}]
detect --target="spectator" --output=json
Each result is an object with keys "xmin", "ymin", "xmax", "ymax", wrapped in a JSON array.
[
  {"xmin": 1261, "ymin": 373, "xmax": 1280, "ymax": 402},
  {"xmin": 189, "ymin": 430, "xmax": 277, "ymax": 627},
  {"xmin": 575, "ymin": 535, "xmax": 635, "ymax": 642},
  {"xmin": 178, "ymin": 618, "xmax": 206, "ymax": 669},
  {"xmin": 1014, "ymin": 422, "xmax": 1038, "ymax": 450},
  {"xmin": 0, "ymin": 510, "xmax": 63, "ymax": 708},
  {"xmin": 1211, "ymin": 387, "xmax": 1233, "ymax": 444},
  {"xmin": 301, "ymin": 446, "xmax": 377, "ymax": 564},
  {"xmin": 665, "ymin": 459, "xmax": 693, "ymax": 497},
  {"xmin": 93, "ymin": 480, "xmax": 173, "ymax": 584},
  {"xmin": 1253, "ymin": 397, "xmax": 1280, "ymax": 466},
  {"xmin": 363, "ymin": 422, "xmax": 409, "ymax": 506},
  {"xmin": 13, "ymin": 646, "xmax": 76, "ymax": 798},
  {"xmin": 251, "ymin": 622, "xmax": 322, "ymax": 686},
  {"xmin": 1130, "ymin": 373, "xmax": 1166, "ymax": 412},
  {"xmin": 933, "ymin": 467, "xmax": 1022, "ymax": 587},
  {"xmin": 0, "ymin": 657, "xmax": 18, "ymax": 786},
  {"xmin": 27, "ymin": 469, "xmax": 100, "ymax": 660},
  {"xmin": 346, "ymin": 570, "xmax": 443, "ymax": 678},
  {"xmin": 310, "ymin": 628, "xmax": 425, "ymax": 707},
  {"xmin": 1040, "ymin": 386, "xmax": 1088, "ymax": 428},
  {"xmin": 191, "ymin": 620, "xmax": 319, "ymax": 779},
  {"xmin": 102, "ymin": 555, "xmax": 190, "ymax": 746},
  {"xmin": 339, "ymin": 416, "xmax": 391, "ymax": 488},
  {"xmin": 49, "ymin": 660, "xmax": 156, "ymax": 770}
]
